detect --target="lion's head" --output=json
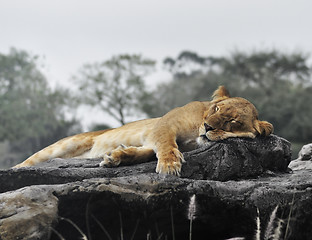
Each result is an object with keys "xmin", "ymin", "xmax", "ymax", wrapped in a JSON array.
[{"xmin": 199, "ymin": 86, "xmax": 273, "ymax": 141}]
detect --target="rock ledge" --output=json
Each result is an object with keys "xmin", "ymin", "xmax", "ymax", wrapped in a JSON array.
[{"xmin": 2, "ymin": 135, "xmax": 311, "ymax": 240}]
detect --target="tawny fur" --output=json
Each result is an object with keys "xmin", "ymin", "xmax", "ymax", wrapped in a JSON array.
[{"xmin": 13, "ymin": 86, "xmax": 273, "ymax": 175}]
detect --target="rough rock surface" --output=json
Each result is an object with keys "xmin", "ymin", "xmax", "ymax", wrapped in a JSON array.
[
  {"xmin": 0, "ymin": 186, "xmax": 58, "ymax": 240},
  {"xmin": 289, "ymin": 143, "xmax": 312, "ymax": 171},
  {"xmin": 1, "ymin": 135, "xmax": 311, "ymax": 240},
  {"xmin": 0, "ymin": 135, "xmax": 291, "ymax": 193},
  {"xmin": 297, "ymin": 143, "xmax": 312, "ymax": 161}
]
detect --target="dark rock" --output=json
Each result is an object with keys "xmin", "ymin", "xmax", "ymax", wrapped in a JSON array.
[
  {"xmin": 1, "ymin": 171, "xmax": 312, "ymax": 240},
  {"xmin": 0, "ymin": 135, "xmax": 291, "ymax": 193},
  {"xmin": 182, "ymin": 135, "xmax": 291, "ymax": 180},
  {"xmin": 1, "ymin": 135, "xmax": 308, "ymax": 240}
]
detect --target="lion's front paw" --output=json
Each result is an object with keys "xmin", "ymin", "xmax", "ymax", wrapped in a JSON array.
[
  {"xmin": 99, "ymin": 154, "xmax": 121, "ymax": 168},
  {"xmin": 99, "ymin": 145, "xmax": 127, "ymax": 168},
  {"xmin": 206, "ymin": 129, "xmax": 227, "ymax": 141},
  {"xmin": 156, "ymin": 148, "xmax": 185, "ymax": 176}
]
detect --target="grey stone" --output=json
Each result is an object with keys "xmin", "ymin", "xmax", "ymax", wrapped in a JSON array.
[
  {"xmin": 0, "ymin": 186, "xmax": 58, "ymax": 240},
  {"xmin": 289, "ymin": 143, "xmax": 312, "ymax": 171},
  {"xmin": 0, "ymin": 135, "xmax": 291, "ymax": 193},
  {"xmin": 182, "ymin": 135, "xmax": 291, "ymax": 180},
  {"xmin": 1, "ymin": 135, "xmax": 307, "ymax": 240},
  {"xmin": 298, "ymin": 143, "xmax": 312, "ymax": 161}
]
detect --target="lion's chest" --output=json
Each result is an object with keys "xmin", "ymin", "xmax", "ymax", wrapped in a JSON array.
[
  {"xmin": 176, "ymin": 128, "xmax": 201, "ymax": 152},
  {"xmin": 177, "ymin": 138, "xmax": 199, "ymax": 152}
]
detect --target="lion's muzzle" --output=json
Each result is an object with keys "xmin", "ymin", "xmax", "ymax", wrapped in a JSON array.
[{"xmin": 204, "ymin": 123, "xmax": 215, "ymax": 132}]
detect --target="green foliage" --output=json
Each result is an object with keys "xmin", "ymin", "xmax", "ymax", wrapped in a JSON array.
[
  {"xmin": 73, "ymin": 54, "xmax": 155, "ymax": 125},
  {"xmin": 0, "ymin": 48, "xmax": 78, "ymax": 163},
  {"xmin": 90, "ymin": 123, "xmax": 111, "ymax": 132},
  {"xmin": 144, "ymin": 49, "xmax": 312, "ymax": 143}
]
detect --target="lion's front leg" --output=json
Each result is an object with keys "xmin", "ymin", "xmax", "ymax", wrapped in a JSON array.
[
  {"xmin": 147, "ymin": 128, "xmax": 186, "ymax": 176},
  {"xmin": 156, "ymin": 147, "xmax": 185, "ymax": 176},
  {"xmin": 99, "ymin": 145, "xmax": 155, "ymax": 167},
  {"xmin": 207, "ymin": 129, "xmax": 256, "ymax": 141}
]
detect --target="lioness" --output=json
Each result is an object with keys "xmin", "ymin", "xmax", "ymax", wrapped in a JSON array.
[{"xmin": 13, "ymin": 86, "xmax": 273, "ymax": 175}]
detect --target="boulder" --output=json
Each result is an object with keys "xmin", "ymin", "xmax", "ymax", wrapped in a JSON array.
[
  {"xmin": 0, "ymin": 186, "xmax": 58, "ymax": 240},
  {"xmin": 182, "ymin": 135, "xmax": 291, "ymax": 180},
  {"xmin": 297, "ymin": 143, "xmax": 312, "ymax": 161},
  {"xmin": 0, "ymin": 135, "xmax": 291, "ymax": 193},
  {"xmin": 2, "ymin": 135, "xmax": 311, "ymax": 240},
  {"xmin": 289, "ymin": 143, "xmax": 312, "ymax": 171}
]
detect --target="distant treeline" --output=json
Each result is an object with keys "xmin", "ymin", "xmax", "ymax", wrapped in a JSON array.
[
  {"xmin": 0, "ymin": 48, "xmax": 311, "ymax": 166},
  {"xmin": 143, "ymin": 50, "xmax": 312, "ymax": 143}
]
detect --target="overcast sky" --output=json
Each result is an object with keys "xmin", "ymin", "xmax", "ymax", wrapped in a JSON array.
[{"xmin": 1, "ymin": 0, "xmax": 312, "ymax": 128}]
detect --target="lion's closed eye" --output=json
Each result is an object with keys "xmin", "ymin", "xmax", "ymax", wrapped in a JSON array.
[
  {"xmin": 231, "ymin": 120, "xmax": 241, "ymax": 125},
  {"xmin": 226, "ymin": 119, "xmax": 243, "ymax": 131},
  {"xmin": 226, "ymin": 119, "xmax": 237, "ymax": 124}
]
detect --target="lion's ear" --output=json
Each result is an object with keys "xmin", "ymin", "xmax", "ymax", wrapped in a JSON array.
[
  {"xmin": 254, "ymin": 120, "xmax": 274, "ymax": 136},
  {"xmin": 212, "ymin": 86, "xmax": 230, "ymax": 100}
]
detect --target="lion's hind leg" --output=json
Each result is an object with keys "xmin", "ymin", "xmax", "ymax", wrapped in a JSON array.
[{"xmin": 99, "ymin": 145, "xmax": 156, "ymax": 167}]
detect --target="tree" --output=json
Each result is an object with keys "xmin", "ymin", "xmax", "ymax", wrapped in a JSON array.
[
  {"xmin": 217, "ymin": 50, "xmax": 311, "ymax": 95},
  {"xmin": 73, "ymin": 54, "xmax": 155, "ymax": 125},
  {"xmin": 143, "ymin": 51, "xmax": 219, "ymax": 117},
  {"xmin": 144, "ymin": 49, "xmax": 312, "ymax": 143},
  {"xmin": 90, "ymin": 123, "xmax": 111, "ymax": 132},
  {"xmin": 0, "ymin": 48, "xmax": 78, "ymax": 163},
  {"xmin": 163, "ymin": 50, "xmax": 213, "ymax": 78},
  {"xmin": 210, "ymin": 50, "xmax": 312, "ymax": 142}
]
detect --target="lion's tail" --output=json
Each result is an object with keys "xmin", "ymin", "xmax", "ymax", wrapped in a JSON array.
[{"xmin": 12, "ymin": 129, "xmax": 111, "ymax": 168}]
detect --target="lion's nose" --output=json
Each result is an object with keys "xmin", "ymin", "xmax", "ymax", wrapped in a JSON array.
[{"xmin": 204, "ymin": 123, "xmax": 214, "ymax": 132}]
